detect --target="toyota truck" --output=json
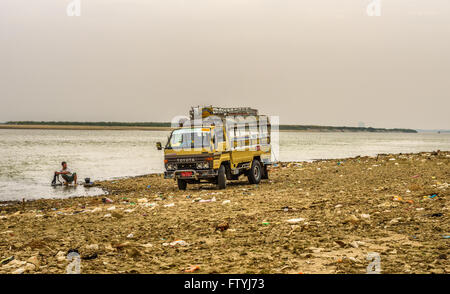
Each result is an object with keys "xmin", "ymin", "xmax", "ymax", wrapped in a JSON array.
[{"xmin": 157, "ymin": 106, "xmax": 272, "ymax": 190}]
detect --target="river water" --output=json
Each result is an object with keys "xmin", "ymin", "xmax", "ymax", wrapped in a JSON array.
[{"xmin": 0, "ymin": 129, "xmax": 449, "ymax": 201}]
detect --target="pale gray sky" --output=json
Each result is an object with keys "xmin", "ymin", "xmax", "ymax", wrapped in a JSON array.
[{"xmin": 0, "ymin": 0, "xmax": 449, "ymax": 129}]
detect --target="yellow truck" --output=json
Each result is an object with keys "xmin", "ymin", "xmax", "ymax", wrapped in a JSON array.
[{"xmin": 157, "ymin": 106, "xmax": 272, "ymax": 190}]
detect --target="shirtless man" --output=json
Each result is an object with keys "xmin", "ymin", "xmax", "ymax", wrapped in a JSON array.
[{"xmin": 55, "ymin": 161, "xmax": 77, "ymax": 185}]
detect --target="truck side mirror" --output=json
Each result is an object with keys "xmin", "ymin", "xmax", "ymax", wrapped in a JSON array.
[{"xmin": 156, "ymin": 142, "xmax": 163, "ymax": 150}]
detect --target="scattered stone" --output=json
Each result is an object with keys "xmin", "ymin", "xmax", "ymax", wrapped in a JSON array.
[
  {"xmin": 26, "ymin": 256, "xmax": 40, "ymax": 268},
  {"xmin": 215, "ymin": 222, "xmax": 229, "ymax": 232},
  {"xmin": 349, "ymin": 241, "xmax": 359, "ymax": 248},
  {"xmin": 12, "ymin": 268, "xmax": 25, "ymax": 274},
  {"xmin": 344, "ymin": 215, "xmax": 359, "ymax": 224},
  {"xmin": 335, "ymin": 240, "xmax": 346, "ymax": 248},
  {"xmin": 56, "ymin": 251, "xmax": 66, "ymax": 262},
  {"xmin": 24, "ymin": 263, "xmax": 36, "ymax": 272},
  {"xmin": 82, "ymin": 253, "xmax": 98, "ymax": 260},
  {"xmin": 86, "ymin": 244, "xmax": 99, "ymax": 250},
  {"xmin": 389, "ymin": 218, "xmax": 400, "ymax": 224},
  {"xmin": 112, "ymin": 212, "xmax": 123, "ymax": 219}
]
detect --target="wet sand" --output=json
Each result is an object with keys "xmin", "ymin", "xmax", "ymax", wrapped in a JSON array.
[{"xmin": 0, "ymin": 151, "xmax": 448, "ymax": 274}]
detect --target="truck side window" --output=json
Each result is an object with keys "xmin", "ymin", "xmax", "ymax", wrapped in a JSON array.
[{"xmin": 215, "ymin": 127, "xmax": 225, "ymax": 143}]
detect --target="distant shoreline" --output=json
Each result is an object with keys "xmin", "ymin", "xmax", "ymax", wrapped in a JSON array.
[
  {"xmin": 0, "ymin": 122, "xmax": 418, "ymax": 133},
  {"xmin": 0, "ymin": 124, "xmax": 171, "ymax": 131}
]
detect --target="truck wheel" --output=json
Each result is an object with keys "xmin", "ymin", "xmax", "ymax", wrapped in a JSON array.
[
  {"xmin": 248, "ymin": 160, "xmax": 262, "ymax": 184},
  {"xmin": 261, "ymin": 164, "xmax": 269, "ymax": 179},
  {"xmin": 217, "ymin": 165, "xmax": 227, "ymax": 189},
  {"xmin": 177, "ymin": 179, "xmax": 187, "ymax": 190}
]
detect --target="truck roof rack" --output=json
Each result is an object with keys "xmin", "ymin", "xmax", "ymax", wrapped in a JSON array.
[{"xmin": 190, "ymin": 106, "xmax": 258, "ymax": 119}]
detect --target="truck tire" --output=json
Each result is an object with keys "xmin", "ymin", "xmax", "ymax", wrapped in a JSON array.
[
  {"xmin": 217, "ymin": 165, "xmax": 227, "ymax": 189},
  {"xmin": 261, "ymin": 164, "xmax": 269, "ymax": 179},
  {"xmin": 177, "ymin": 179, "xmax": 187, "ymax": 190},
  {"xmin": 248, "ymin": 160, "xmax": 262, "ymax": 184}
]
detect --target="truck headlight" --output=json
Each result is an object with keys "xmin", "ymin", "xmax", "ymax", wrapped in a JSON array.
[
  {"xmin": 196, "ymin": 162, "xmax": 209, "ymax": 169},
  {"xmin": 166, "ymin": 163, "xmax": 176, "ymax": 170}
]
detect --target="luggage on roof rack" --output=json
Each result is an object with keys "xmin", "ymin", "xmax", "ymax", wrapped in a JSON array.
[{"xmin": 189, "ymin": 106, "xmax": 258, "ymax": 119}]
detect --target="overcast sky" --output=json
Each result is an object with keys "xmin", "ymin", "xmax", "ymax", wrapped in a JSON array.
[{"xmin": 0, "ymin": 0, "xmax": 449, "ymax": 129}]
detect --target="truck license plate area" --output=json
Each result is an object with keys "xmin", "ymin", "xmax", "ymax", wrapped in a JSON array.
[{"xmin": 180, "ymin": 172, "xmax": 193, "ymax": 177}]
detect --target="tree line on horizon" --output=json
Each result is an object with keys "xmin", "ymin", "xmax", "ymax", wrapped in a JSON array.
[{"xmin": 3, "ymin": 121, "xmax": 418, "ymax": 133}]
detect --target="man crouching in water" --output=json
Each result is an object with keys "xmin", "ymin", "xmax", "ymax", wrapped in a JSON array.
[{"xmin": 55, "ymin": 161, "xmax": 77, "ymax": 186}]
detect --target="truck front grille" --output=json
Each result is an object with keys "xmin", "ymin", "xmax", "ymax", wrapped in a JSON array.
[{"xmin": 177, "ymin": 163, "xmax": 197, "ymax": 170}]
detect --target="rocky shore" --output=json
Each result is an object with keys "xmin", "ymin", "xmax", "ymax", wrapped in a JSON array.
[{"xmin": 0, "ymin": 151, "xmax": 448, "ymax": 274}]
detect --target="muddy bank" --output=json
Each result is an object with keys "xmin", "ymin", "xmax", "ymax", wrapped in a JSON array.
[{"xmin": 0, "ymin": 151, "xmax": 448, "ymax": 274}]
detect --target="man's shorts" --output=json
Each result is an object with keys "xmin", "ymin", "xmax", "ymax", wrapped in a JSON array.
[{"xmin": 62, "ymin": 173, "xmax": 77, "ymax": 183}]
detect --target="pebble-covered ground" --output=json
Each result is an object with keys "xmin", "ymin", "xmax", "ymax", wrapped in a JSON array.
[{"xmin": 0, "ymin": 151, "xmax": 448, "ymax": 274}]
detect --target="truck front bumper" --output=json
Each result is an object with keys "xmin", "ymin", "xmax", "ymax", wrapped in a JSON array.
[{"xmin": 164, "ymin": 169, "xmax": 218, "ymax": 180}]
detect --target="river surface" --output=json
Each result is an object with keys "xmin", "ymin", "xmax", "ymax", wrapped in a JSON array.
[{"xmin": 0, "ymin": 129, "xmax": 449, "ymax": 201}]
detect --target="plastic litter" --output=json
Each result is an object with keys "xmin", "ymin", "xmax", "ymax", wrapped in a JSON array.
[
  {"xmin": 198, "ymin": 197, "xmax": 216, "ymax": 203},
  {"xmin": 167, "ymin": 240, "xmax": 188, "ymax": 246},
  {"xmin": 102, "ymin": 197, "xmax": 113, "ymax": 204},
  {"xmin": 142, "ymin": 202, "xmax": 157, "ymax": 208},
  {"xmin": 0, "ymin": 256, "xmax": 14, "ymax": 265},
  {"xmin": 286, "ymin": 218, "xmax": 305, "ymax": 223},
  {"xmin": 392, "ymin": 196, "xmax": 403, "ymax": 202},
  {"xmin": 183, "ymin": 265, "xmax": 200, "ymax": 273}
]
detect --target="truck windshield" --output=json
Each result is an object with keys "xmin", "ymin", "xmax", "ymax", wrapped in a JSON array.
[{"xmin": 167, "ymin": 128, "xmax": 211, "ymax": 149}]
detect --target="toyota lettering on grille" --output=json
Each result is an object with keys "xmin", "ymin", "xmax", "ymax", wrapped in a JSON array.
[{"xmin": 177, "ymin": 158, "xmax": 195, "ymax": 163}]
